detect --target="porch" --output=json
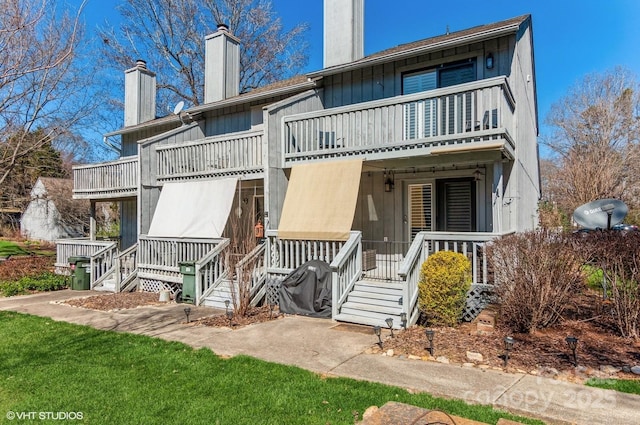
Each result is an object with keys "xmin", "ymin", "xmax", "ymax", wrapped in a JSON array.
[
  {"xmin": 266, "ymin": 230, "xmax": 506, "ymax": 328},
  {"xmin": 72, "ymin": 155, "xmax": 138, "ymax": 200},
  {"xmin": 282, "ymin": 76, "xmax": 515, "ymax": 165}
]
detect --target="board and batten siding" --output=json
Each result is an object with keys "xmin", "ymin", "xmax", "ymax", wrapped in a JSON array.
[
  {"xmin": 264, "ymin": 89, "xmax": 324, "ymax": 230},
  {"xmin": 138, "ymin": 122, "xmax": 205, "ymax": 235},
  {"xmin": 120, "ymin": 198, "xmax": 137, "ymax": 249},
  {"xmin": 320, "ymin": 36, "xmax": 514, "ymax": 110}
]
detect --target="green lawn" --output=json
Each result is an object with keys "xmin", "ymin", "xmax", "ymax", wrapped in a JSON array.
[
  {"xmin": 0, "ymin": 312, "xmax": 541, "ymax": 425},
  {"xmin": 0, "ymin": 241, "xmax": 26, "ymax": 257},
  {"xmin": 587, "ymin": 378, "xmax": 640, "ymax": 396}
]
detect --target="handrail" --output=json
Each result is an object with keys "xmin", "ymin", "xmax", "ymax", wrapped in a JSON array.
[
  {"xmin": 89, "ymin": 241, "xmax": 118, "ymax": 289},
  {"xmin": 195, "ymin": 238, "xmax": 231, "ymax": 305},
  {"xmin": 283, "ymin": 77, "xmax": 514, "ymax": 123},
  {"xmin": 235, "ymin": 241, "xmax": 268, "ymax": 306},
  {"xmin": 330, "ymin": 231, "xmax": 362, "ymax": 318},
  {"xmin": 114, "ymin": 243, "xmax": 138, "ymax": 292},
  {"xmin": 72, "ymin": 155, "xmax": 138, "ymax": 170}
]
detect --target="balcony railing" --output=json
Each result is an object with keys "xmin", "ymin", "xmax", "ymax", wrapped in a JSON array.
[
  {"xmin": 73, "ymin": 156, "xmax": 138, "ymax": 199},
  {"xmin": 156, "ymin": 129, "xmax": 264, "ymax": 182},
  {"xmin": 283, "ymin": 76, "xmax": 516, "ymax": 164}
]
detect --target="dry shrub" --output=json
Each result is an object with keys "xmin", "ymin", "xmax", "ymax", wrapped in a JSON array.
[
  {"xmin": 573, "ymin": 231, "xmax": 640, "ymax": 338},
  {"xmin": 488, "ymin": 230, "xmax": 584, "ymax": 333},
  {"xmin": 418, "ymin": 251, "xmax": 471, "ymax": 327},
  {"xmin": 0, "ymin": 256, "xmax": 54, "ymax": 280}
]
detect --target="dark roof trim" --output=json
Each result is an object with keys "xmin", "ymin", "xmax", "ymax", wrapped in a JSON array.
[{"xmin": 308, "ymin": 15, "xmax": 530, "ymax": 78}]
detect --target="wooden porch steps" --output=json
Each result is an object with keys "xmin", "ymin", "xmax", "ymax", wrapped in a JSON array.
[{"xmin": 334, "ymin": 280, "xmax": 405, "ymax": 329}]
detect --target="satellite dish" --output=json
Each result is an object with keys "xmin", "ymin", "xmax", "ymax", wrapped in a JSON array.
[
  {"xmin": 573, "ymin": 199, "xmax": 628, "ymax": 230},
  {"xmin": 173, "ymin": 101, "xmax": 185, "ymax": 115}
]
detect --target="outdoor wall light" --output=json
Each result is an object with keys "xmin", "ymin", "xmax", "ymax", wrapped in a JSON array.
[
  {"xmin": 373, "ymin": 326, "xmax": 383, "ymax": 348},
  {"xmin": 183, "ymin": 306, "xmax": 191, "ymax": 323},
  {"xmin": 503, "ymin": 336, "xmax": 514, "ymax": 367},
  {"xmin": 385, "ymin": 318, "xmax": 394, "ymax": 337},
  {"xmin": 565, "ymin": 336, "xmax": 579, "ymax": 366},
  {"xmin": 400, "ymin": 312, "xmax": 407, "ymax": 330},
  {"xmin": 425, "ymin": 329, "xmax": 435, "ymax": 356},
  {"xmin": 485, "ymin": 52, "xmax": 494, "ymax": 69},
  {"xmin": 384, "ymin": 176, "xmax": 394, "ymax": 192}
]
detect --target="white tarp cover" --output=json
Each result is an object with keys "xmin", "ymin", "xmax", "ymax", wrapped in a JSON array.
[
  {"xmin": 278, "ymin": 159, "xmax": 362, "ymax": 241},
  {"xmin": 147, "ymin": 178, "xmax": 238, "ymax": 238}
]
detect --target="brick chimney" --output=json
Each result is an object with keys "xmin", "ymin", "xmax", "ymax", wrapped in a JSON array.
[
  {"xmin": 204, "ymin": 24, "xmax": 240, "ymax": 104},
  {"xmin": 124, "ymin": 59, "xmax": 156, "ymax": 126},
  {"xmin": 323, "ymin": 0, "xmax": 364, "ymax": 68}
]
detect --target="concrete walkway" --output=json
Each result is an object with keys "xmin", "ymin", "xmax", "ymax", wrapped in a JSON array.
[{"xmin": 1, "ymin": 290, "xmax": 639, "ymax": 425}]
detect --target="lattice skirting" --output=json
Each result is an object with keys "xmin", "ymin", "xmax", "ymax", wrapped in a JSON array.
[
  {"xmin": 463, "ymin": 284, "xmax": 495, "ymax": 322},
  {"xmin": 265, "ymin": 277, "xmax": 283, "ymax": 306},
  {"xmin": 139, "ymin": 278, "xmax": 181, "ymax": 295}
]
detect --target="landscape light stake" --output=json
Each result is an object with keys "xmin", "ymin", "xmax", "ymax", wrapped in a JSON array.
[
  {"xmin": 373, "ymin": 326, "xmax": 383, "ymax": 348},
  {"xmin": 425, "ymin": 329, "xmax": 435, "ymax": 356},
  {"xmin": 269, "ymin": 302, "xmax": 275, "ymax": 319},
  {"xmin": 400, "ymin": 312, "xmax": 407, "ymax": 330},
  {"xmin": 565, "ymin": 336, "xmax": 579, "ymax": 367},
  {"xmin": 224, "ymin": 299, "xmax": 230, "ymax": 314},
  {"xmin": 183, "ymin": 307, "xmax": 191, "ymax": 323},
  {"xmin": 503, "ymin": 336, "xmax": 514, "ymax": 367},
  {"xmin": 385, "ymin": 318, "xmax": 394, "ymax": 337},
  {"xmin": 226, "ymin": 309, "xmax": 234, "ymax": 326}
]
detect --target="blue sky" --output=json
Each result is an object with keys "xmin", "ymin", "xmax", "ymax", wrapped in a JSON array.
[{"xmin": 76, "ymin": 0, "xmax": 640, "ymax": 153}]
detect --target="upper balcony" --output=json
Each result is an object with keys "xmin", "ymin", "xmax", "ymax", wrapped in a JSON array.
[
  {"xmin": 156, "ymin": 129, "xmax": 264, "ymax": 182},
  {"xmin": 73, "ymin": 155, "xmax": 138, "ymax": 200},
  {"xmin": 282, "ymin": 77, "xmax": 515, "ymax": 166}
]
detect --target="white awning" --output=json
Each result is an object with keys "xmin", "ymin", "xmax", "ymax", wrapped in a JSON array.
[
  {"xmin": 278, "ymin": 159, "xmax": 362, "ymax": 241},
  {"xmin": 148, "ymin": 178, "xmax": 237, "ymax": 238}
]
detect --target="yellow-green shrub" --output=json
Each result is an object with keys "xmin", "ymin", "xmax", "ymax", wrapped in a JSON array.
[{"xmin": 418, "ymin": 251, "xmax": 471, "ymax": 326}]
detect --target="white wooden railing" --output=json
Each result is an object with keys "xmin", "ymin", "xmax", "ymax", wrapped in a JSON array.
[
  {"xmin": 195, "ymin": 239, "xmax": 231, "ymax": 305},
  {"xmin": 114, "ymin": 243, "xmax": 138, "ymax": 292},
  {"xmin": 234, "ymin": 241, "xmax": 268, "ymax": 305},
  {"xmin": 283, "ymin": 77, "xmax": 515, "ymax": 162},
  {"xmin": 137, "ymin": 235, "xmax": 222, "ymax": 284},
  {"xmin": 156, "ymin": 129, "xmax": 264, "ymax": 181},
  {"xmin": 73, "ymin": 155, "xmax": 138, "ymax": 199},
  {"xmin": 55, "ymin": 239, "xmax": 117, "ymax": 274},
  {"xmin": 90, "ymin": 242, "xmax": 119, "ymax": 289},
  {"xmin": 265, "ymin": 230, "xmax": 347, "ymax": 277},
  {"xmin": 330, "ymin": 231, "xmax": 362, "ymax": 318},
  {"xmin": 398, "ymin": 231, "xmax": 512, "ymax": 325}
]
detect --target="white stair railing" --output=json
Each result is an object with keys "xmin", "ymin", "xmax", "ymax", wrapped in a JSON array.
[
  {"xmin": 115, "ymin": 243, "xmax": 138, "ymax": 292},
  {"xmin": 90, "ymin": 242, "xmax": 118, "ymax": 289},
  {"xmin": 195, "ymin": 239, "xmax": 231, "ymax": 305},
  {"xmin": 330, "ymin": 231, "xmax": 362, "ymax": 318},
  {"xmin": 234, "ymin": 241, "xmax": 267, "ymax": 305}
]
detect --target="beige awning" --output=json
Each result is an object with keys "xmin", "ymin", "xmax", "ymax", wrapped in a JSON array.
[{"xmin": 278, "ymin": 159, "xmax": 363, "ymax": 241}]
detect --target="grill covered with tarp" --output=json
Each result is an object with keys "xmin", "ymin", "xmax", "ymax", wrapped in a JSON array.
[{"xmin": 278, "ymin": 260, "xmax": 332, "ymax": 318}]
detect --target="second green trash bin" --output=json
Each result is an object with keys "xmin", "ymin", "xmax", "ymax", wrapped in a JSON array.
[
  {"xmin": 69, "ymin": 256, "xmax": 91, "ymax": 290},
  {"xmin": 179, "ymin": 262, "xmax": 196, "ymax": 304}
]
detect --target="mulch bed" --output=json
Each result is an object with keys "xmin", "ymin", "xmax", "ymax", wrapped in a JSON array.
[
  {"xmin": 192, "ymin": 305, "xmax": 281, "ymax": 328},
  {"xmin": 64, "ymin": 292, "xmax": 164, "ymax": 311}
]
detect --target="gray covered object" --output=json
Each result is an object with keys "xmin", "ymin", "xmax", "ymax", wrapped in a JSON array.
[{"xmin": 278, "ymin": 260, "xmax": 332, "ymax": 318}]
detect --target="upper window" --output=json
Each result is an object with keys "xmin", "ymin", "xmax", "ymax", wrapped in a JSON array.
[{"xmin": 402, "ymin": 60, "xmax": 476, "ymax": 94}]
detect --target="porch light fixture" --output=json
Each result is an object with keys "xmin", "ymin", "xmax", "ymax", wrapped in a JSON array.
[
  {"xmin": 373, "ymin": 326, "xmax": 383, "ymax": 348},
  {"xmin": 385, "ymin": 317, "xmax": 394, "ymax": 337},
  {"xmin": 400, "ymin": 312, "xmax": 407, "ymax": 330},
  {"xmin": 473, "ymin": 167, "xmax": 484, "ymax": 181},
  {"xmin": 183, "ymin": 306, "xmax": 191, "ymax": 323},
  {"xmin": 565, "ymin": 336, "xmax": 579, "ymax": 367},
  {"xmin": 485, "ymin": 52, "xmax": 494, "ymax": 70},
  {"xmin": 384, "ymin": 173, "xmax": 394, "ymax": 192},
  {"xmin": 503, "ymin": 336, "xmax": 514, "ymax": 367},
  {"xmin": 425, "ymin": 329, "xmax": 435, "ymax": 356}
]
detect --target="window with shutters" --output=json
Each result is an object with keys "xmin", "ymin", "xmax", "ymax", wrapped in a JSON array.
[
  {"xmin": 436, "ymin": 178, "xmax": 476, "ymax": 232},
  {"xmin": 402, "ymin": 60, "xmax": 476, "ymax": 139},
  {"xmin": 408, "ymin": 183, "xmax": 433, "ymax": 240}
]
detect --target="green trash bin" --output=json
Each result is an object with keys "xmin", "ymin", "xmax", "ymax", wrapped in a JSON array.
[
  {"xmin": 69, "ymin": 256, "xmax": 91, "ymax": 290},
  {"xmin": 178, "ymin": 262, "xmax": 196, "ymax": 304}
]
